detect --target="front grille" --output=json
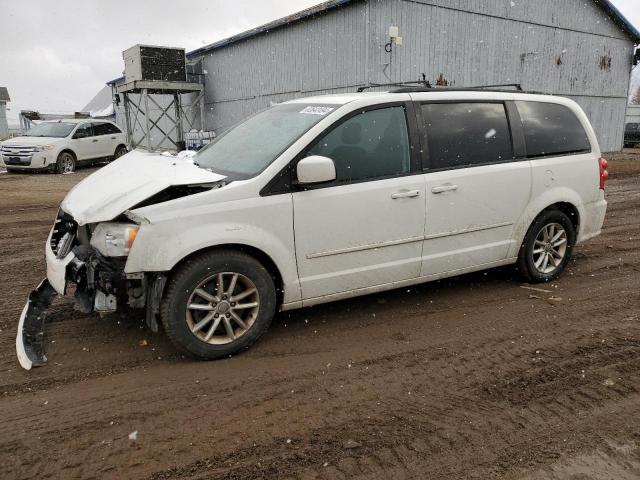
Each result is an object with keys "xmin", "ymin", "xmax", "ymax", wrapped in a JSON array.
[
  {"xmin": 50, "ymin": 210, "xmax": 78, "ymax": 258},
  {"xmin": 1, "ymin": 145, "xmax": 37, "ymax": 157}
]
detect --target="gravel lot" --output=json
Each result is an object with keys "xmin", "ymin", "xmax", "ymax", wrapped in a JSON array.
[{"xmin": 1, "ymin": 150, "xmax": 639, "ymax": 479}]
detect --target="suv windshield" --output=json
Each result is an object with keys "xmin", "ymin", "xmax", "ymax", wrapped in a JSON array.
[
  {"xmin": 25, "ymin": 122, "xmax": 75, "ymax": 138},
  {"xmin": 194, "ymin": 103, "xmax": 339, "ymax": 177}
]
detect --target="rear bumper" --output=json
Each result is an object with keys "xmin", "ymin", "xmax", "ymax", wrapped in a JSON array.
[{"xmin": 578, "ymin": 197, "xmax": 607, "ymax": 243}]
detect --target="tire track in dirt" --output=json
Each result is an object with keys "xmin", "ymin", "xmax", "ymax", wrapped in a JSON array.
[{"xmin": 1, "ymin": 159, "xmax": 639, "ymax": 479}]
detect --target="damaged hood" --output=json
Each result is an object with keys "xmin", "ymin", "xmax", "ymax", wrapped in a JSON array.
[{"xmin": 61, "ymin": 150, "xmax": 226, "ymax": 225}]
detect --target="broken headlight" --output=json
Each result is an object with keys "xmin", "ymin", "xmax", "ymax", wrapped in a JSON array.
[{"xmin": 90, "ymin": 222, "xmax": 139, "ymax": 257}]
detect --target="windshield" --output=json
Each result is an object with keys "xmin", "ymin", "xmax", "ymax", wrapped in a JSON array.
[
  {"xmin": 26, "ymin": 122, "xmax": 75, "ymax": 138},
  {"xmin": 194, "ymin": 103, "xmax": 339, "ymax": 177}
]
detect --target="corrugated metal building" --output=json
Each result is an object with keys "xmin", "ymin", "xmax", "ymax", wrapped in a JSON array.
[
  {"xmin": 0, "ymin": 87, "xmax": 10, "ymax": 141},
  {"xmin": 110, "ymin": 0, "xmax": 640, "ymax": 152}
]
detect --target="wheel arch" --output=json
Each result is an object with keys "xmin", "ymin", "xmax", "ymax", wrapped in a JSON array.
[
  {"xmin": 539, "ymin": 201, "xmax": 580, "ymax": 232},
  {"xmin": 512, "ymin": 193, "xmax": 584, "ymax": 258},
  {"xmin": 168, "ymin": 244, "xmax": 285, "ymax": 308},
  {"xmin": 58, "ymin": 148, "xmax": 77, "ymax": 161},
  {"xmin": 521, "ymin": 201, "xmax": 581, "ymax": 242}
]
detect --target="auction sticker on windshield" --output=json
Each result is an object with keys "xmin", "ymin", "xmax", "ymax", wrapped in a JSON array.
[{"xmin": 299, "ymin": 106, "xmax": 334, "ymax": 115}]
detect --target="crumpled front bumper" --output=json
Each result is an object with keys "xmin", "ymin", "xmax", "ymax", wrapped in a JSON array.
[
  {"xmin": 16, "ymin": 231, "xmax": 74, "ymax": 370},
  {"xmin": 16, "ymin": 225, "xmax": 124, "ymax": 370},
  {"xmin": 16, "ymin": 216, "xmax": 164, "ymax": 370},
  {"xmin": 46, "ymin": 229, "xmax": 76, "ymax": 295}
]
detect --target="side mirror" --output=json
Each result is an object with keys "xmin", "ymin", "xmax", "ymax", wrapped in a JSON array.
[
  {"xmin": 74, "ymin": 130, "xmax": 88, "ymax": 139},
  {"xmin": 297, "ymin": 155, "xmax": 336, "ymax": 185}
]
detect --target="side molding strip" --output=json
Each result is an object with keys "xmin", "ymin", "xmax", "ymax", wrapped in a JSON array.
[{"xmin": 306, "ymin": 221, "xmax": 514, "ymax": 259}]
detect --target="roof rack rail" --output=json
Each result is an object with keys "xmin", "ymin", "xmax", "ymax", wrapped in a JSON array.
[
  {"xmin": 357, "ymin": 80, "xmax": 432, "ymax": 92},
  {"xmin": 390, "ymin": 83, "xmax": 524, "ymax": 93}
]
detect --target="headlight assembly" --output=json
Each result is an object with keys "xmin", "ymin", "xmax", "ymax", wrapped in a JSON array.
[
  {"xmin": 34, "ymin": 145, "xmax": 54, "ymax": 152},
  {"xmin": 90, "ymin": 223, "xmax": 140, "ymax": 257}
]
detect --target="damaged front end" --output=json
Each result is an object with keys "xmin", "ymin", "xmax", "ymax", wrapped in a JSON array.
[
  {"xmin": 16, "ymin": 150, "xmax": 228, "ymax": 370},
  {"xmin": 16, "ymin": 209, "xmax": 166, "ymax": 370}
]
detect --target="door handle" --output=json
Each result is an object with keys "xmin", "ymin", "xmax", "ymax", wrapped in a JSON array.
[
  {"xmin": 391, "ymin": 190, "xmax": 421, "ymax": 199},
  {"xmin": 431, "ymin": 184, "xmax": 458, "ymax": 194},
  {"xmin": 92, "ymin": 139, "xmax": 99, "ymax": 143}
]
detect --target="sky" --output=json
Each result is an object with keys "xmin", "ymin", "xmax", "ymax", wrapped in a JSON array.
[{"xmin": 0, "ymin": 0, "xmax": 638, "ymax": 124}]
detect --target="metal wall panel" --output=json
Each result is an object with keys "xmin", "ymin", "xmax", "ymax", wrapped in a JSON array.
[
  {"xmin": 193, "ymin": 0, "xmax": 634, "ymax": 150},
  {"xmin": 404, "ymin": 0, "xmax": 631, "ymax": 40},
  {"xmin": 367, "ymin": 0, "xmax": 633, "ymax": 150},
  {"xmin": 201, "ymin": 1, "xmax": 368, "ymax": 132}
]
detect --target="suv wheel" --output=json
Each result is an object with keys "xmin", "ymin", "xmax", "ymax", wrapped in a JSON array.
[
  {"xmin": 517, "ymin": 210, "xmax": 576, "ymax": 283},
  {"xmin": 55, "ymin": 152, "xmax": 76, "ymax": 174},
  {"xmin": 160, "ymin": 250, "xmax": 277, "ymax": 360},
  {"xmin": 113, "ymin": 145, "xmax": 127, "ymax": 161}
]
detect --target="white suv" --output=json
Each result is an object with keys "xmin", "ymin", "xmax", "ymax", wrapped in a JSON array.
[
  {"xmin": 1, "ymin": 119, "xmax": 127, "ymax": 173},
  {"xmin": 17, "ymin": 90, "xmax": 608, "ymax": 369}
]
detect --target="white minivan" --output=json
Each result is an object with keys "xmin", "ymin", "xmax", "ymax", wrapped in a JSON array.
[
  {"xmin": 0, "ymin": 119, "xmax": 127, "ymax": 173},
  {"xmin": 17, "ymin": 89, "xmax": 608, "ymax": 369}
]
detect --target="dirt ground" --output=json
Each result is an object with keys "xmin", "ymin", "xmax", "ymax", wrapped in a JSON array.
[{"xmin": 1, "ymin": 150, "xmax": 639, "ymax": 480}]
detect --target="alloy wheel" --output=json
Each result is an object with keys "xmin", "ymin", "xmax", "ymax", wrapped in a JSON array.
[
  {"xmin": 186, "ymin": 272, "xmax": 260, "ymax": 345},
  {"xmin": 60, "ymin": 154, "xmax": 74, "ymax": 173},
  {"xmin": 532, "ymin": 222, "xmax": 568, "ymax": 274}
]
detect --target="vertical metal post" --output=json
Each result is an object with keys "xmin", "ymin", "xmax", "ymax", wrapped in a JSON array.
[
  {"xmin": 199, "ymin": 91, "xmax": 206, "ymax": 132},
  {"xmin": 143, "ymin": 88, "xmax": 151, "ymax": 151},
  {"xmin": 174, "ymin": 93, "xmax": 185, "ymax": 151},
  {"xmin": 123, "ymin": 93, "xmax": 133, "ymax": 149}
]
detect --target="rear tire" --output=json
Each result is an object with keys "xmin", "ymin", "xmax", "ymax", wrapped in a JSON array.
[
  {"xmin": 113, "ymin": 145, "xmax": 127, "ymax": 161},
  {"xmin": 517, "ymin": 210, "xmax": 576, "ymax": 283},
  {"xmin": 160, "ymin": 250, "xmax": 276, "ymax": 360},
  {"xmin": 55, "ymin": 152, "xmax": 76, "ymax": 174}
]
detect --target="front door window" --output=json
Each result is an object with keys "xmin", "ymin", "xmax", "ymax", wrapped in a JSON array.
[{"xmin": 307, "ymin": 106, "xmax": 411, "ymax": 183}]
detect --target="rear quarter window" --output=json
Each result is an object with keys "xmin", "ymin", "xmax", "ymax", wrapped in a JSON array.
[
  {"xmin": 516, "ymin": 101, "xmax": 591, "ymax": 158},
  {"xmin": 106, "ymin": 123, "xmax": 122, "ymax": 134}
]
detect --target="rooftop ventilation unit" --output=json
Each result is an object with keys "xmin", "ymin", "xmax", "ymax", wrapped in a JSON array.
[{"xmin": 123, "ymin": 45, "xmax": 186, "ymax": 83}]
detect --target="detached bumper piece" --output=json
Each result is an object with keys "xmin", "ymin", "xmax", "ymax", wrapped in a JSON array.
[{"xmin": 16, "ymin": 279, "xmax": 57, "ymax": 370}]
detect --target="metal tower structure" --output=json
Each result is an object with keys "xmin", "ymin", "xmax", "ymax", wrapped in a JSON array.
[{"xmin": 115, "ymin": 80, "xmax": 204, "ymax": 152}]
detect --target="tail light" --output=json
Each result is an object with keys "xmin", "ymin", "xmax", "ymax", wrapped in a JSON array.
[{"xmin": 599, "ymin": 157, "xmax": 608, "ymax": 190}]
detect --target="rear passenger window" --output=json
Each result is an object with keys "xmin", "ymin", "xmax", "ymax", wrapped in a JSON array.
[
  {"xmin": 307, "ymin": 106, "xmax": 411, "ymax": 183},
  {"xmin": 92, "ymin": 123, "xmax": 109, "ymax": 136},
  {"xmin": 516, "ymin": 101, "xmax": 591, "ymax": 158},
  {"xmin": 422, "ymin": 103, "xmax": 513, "ymax": 170},
  {"xmin": 104, "ymin": 123, "xmax": 122, "ymax": 134}
]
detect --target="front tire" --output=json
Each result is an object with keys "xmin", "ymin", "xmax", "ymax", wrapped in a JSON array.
[
  {"xmin": 160, "ymin": 250, "xmax": 277, "ymax": 360},
  {"xmin": 55, "ymin": 152, "xmax": 76, "ymax": 174},
  {"xmin": 517, "ymin": 210, "xmax": 576, "ymax": 283}
]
